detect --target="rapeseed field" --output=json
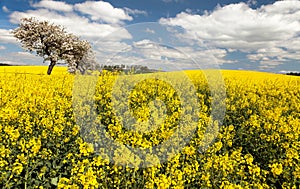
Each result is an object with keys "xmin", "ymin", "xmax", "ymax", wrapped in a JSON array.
[{"xmin": 0, "ymin": 66, "xmax": 299, "ymax": 188}]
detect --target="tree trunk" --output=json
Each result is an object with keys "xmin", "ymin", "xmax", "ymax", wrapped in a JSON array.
[{"xmin": 47, "ymin": 60, "xmax": 56, "ymax": 75}]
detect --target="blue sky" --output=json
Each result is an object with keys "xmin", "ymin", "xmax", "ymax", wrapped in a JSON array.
[{"xmin": 0, "ymin": 0, "xmax": 299, "ymax": 73}]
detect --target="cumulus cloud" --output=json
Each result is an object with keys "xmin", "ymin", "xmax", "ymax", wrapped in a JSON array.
[
  {"xmin": 0, "ymin": 60, "xmax": 23, "ymax": 65},
  {"xmin": 279, "ymin": 70, "xmax": 300, "ymax": 74},
  {"xmin": 74, "ymin": 1, "xmax": 132, "ymax": 24},
  {"xmin": 160, "ymin": 2, "xmax": 299, "ymax": 49},
  {"xmin": 124, "ymin": 7, "xmax": 147, "ymax": 16},
  {"xmin": 160, "ymin": 1, "xmax": 300, "ymax": 67},
  {"xmin": 32, "ymin": 0, "xmax": 73, "ymax": 12},
  {"xmin": 130, "ymin": 39, "xmax": 232, "ymax": 69},
  {"xmin": 92, "ymin": 41, "xmax": 132, "ymax": 65},
  {"xmin": 145, "ymin": 28, "xmax": 155, "ymax": 34},
  {"xmin": 0, "ymin": 29, "xmax": 18, "ymax": 44},
  {"xmin": 178, "ymin": 46, "xmax": 235, "ymax": 65},
  {"xmin": 2, "ymin": 6, "xmax": 10, "ymax": 13},
  {"xmin": 16, "ymin": 51, "xmax": 38, "ymax": 58},
  {"xmin": 248, "ymin": 47, "xmax": 300, "ymax": 65},
  {"xmin": 94, "ymin": 39, "xmax": 222, "ymax": 70},
  {"xmin": 261, "ymin": 0, "xmax": 300, "ymax": 15},
  {"xmin": 247, "ymin": 0, "xmax": 257, "ymax": 6},
  {"xmin": 0, "ymin": 51, "xmax": 43, "ymax": 65}
]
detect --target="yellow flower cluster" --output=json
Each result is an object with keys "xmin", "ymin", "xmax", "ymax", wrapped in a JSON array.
[{"xmin": 0, "ymin": 66, "xmax": 299, "ymax": 188}]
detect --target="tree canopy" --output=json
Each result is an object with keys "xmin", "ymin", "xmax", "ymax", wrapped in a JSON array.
[{"xmin": 12, "ymin": 17, "xmax": 92, "ymax": 75}]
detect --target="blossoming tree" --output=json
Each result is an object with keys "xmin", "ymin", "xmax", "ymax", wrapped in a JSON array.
[{"xmin": 12, "ymin": 17, "xmax": 92, "ymax": 75}]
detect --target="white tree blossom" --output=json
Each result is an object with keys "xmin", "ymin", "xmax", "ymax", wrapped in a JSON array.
[
  {"xmin": 74, "ymin": 49, "xmax": 98, "ymax": 74},
  {"xmin": 12, "ymin": 17, "xmax": 92, "ymax": 75}
]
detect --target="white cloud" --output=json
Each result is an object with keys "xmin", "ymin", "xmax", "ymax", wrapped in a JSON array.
[
  {"xmin": 145, "ymin": 28, "xmax": 155, "ymax": 34},
  {"xmin": 0, "ymin": 60, "xmax": 24, "ymax": 65},
  {"xmin": 258, "ymin": 65, "xmax": 275, "ymax": 70},
  {"xmin": 160, "ymin": 3, "xmax": 299, "ymax": 49},
  {"xmin": 0, "ymin": 29, "xmax": 18, "ymax": 44},
  {"xmin": 16, "ymin": 51, "xmax": 38, "ymax": 58},
  {"xmin": 160, "ymin": 1, "xmax": 300, "ymax": 67},
  {"xmin": 95, "ymin": 41, "xmax": 131, "ymax": 53},
  {"xmin": 32, "ymin": 0, "xmax": 73, "ymax": 12},
  {"xmin": 261, "ymin": 0, "xmax": 300, "ymax": 15},
  {"xmin": 279, "ymin": 70, "xmax": 300, "ymax": 74},
  {"xmin": 176, "ymin": 46, "xmax": 234, "ymax": 65},
  {"xmin": 124, "ymin": 7, "xmax": 147, "ymax": 16},
  {"xmin": 0, "ymin": 46, "xmax": 6, "ymax": 50},
  {"xmin": 130, "ymin": 40, "xmax": 231, "ymax": 69},
  {"xmin": 2, "ymin": 6, "xmax": 10, "ymax": 13},
  {"xmin": 0, "ymin": 51, "xmax": 43, "ymax": 65},
  {"xmin": 281, "ymin": 38, "xmax": 300, "ymax": 51},
  {"xmin": 74, "ymin": 1, "xmax": 132, "ymax": 24},
  {"xmin": 247, "ymin": 0, "xmax": 257, "ymax": 6},
  {"xmin": 247, "ymin": 47, "xmax": 300, "ymax": 65}
]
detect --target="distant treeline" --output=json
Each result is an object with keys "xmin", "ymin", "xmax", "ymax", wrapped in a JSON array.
[
  {"xmin": 286, "ymin": 72, "xmax": 300, "ymax": 76},
  {"xmin": 0, "ymin": 63, "xmax": 13, "ymax": 66},
  {"xmin": 99, "ymin": 64, "xmax": 160, "ymax": 74}
]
